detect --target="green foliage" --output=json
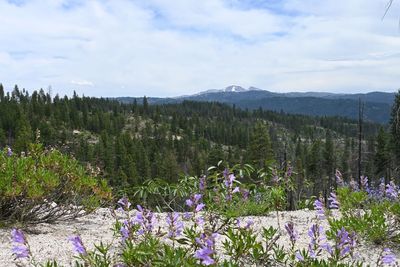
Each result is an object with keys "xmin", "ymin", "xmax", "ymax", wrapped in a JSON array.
[
  {"xmin": 74, "ymin": 242, "xmax": 112, "ymax": 267},
  {"xmin": 223, "ymin": 194, "xmax": 270, "ymax": 217},
  {"xmin": 336, "ymin": 187, "xmax": 367, "ymax": 213},
  {"xmin": 222, "ymin": 226, "xmax": 284, "ymax": 266},
  {"xmin": 390, "ymin": 89, "xmax": 400, "ymax": 167},
  {"xmin": 0, "ymin": 144, "xmax": 111, "ymax": 224},
  {"xmin": 0, "ymin": 85, "xmax": 388, "ymax": 200},
  {"xmin": 328, "ymin": 200, "xmax": 394, "ymax": 245}
]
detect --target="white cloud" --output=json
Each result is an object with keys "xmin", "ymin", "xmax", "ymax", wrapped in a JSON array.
[
  {"xmin": 0, "ymin": 0, "xmax": 399, "ymax": 97},
  {"xmin": 70, "ymin": 79, "xmax": 94, "ymax": 86}
]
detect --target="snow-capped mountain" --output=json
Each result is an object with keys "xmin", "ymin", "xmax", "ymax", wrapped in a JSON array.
[
  {"xmin": 224, "ymin": 85, "xmax": 247, "ymax": 92},
  {"xmin": 197, "ymin": 85, "xmax": 258, "ymax": 95},
  {"xmin": 116, "ymin": 85, "xmax": 396, "ymax": 123}
]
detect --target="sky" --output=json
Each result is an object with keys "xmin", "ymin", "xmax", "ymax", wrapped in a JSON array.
[{"xmin": 0, "ymin": 0, "xmax": 399, "ymax": 97}]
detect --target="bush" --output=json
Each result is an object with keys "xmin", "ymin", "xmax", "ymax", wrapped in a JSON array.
[{"xmin": 0, "ymin": 143, "xmax": 111, "ymax": 224}]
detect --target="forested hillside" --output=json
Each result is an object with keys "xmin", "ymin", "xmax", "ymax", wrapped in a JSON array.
[
  {"xmin": 117, "ymin": 89, "xmax": 395, "ymax": 123},
  {"xmin": 1, "ymin": 84, "xmax": 399, "ymax": 201}
]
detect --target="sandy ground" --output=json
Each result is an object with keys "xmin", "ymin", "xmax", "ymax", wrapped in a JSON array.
[{"xmin": 0, "ymin": 208, "xmax": 397, "ymax": 266}]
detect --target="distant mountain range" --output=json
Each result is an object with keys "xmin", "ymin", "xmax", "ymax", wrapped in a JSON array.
[{"xmin": 116, "ymin": 85, "xmax": 397, "ymax": 124}]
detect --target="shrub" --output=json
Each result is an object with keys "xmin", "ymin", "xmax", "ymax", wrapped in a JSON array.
[{"xmin": 0, "ymin": 143, "xmax": 111, "ymax": 224}]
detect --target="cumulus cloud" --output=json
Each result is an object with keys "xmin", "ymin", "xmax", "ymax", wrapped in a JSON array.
[{"xmin": 0, "ymin": 0, "xmax": 399, "ymax": 97}]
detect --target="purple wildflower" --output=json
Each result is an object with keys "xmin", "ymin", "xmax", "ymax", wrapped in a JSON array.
[
  {"xmin": 241, "ymin": 189, "xmax": 250, "ymax": 200},
  {"xmin": 196, "ymin": 216, "xmax": 205, "ymax": 226},
  {"xmin": 386, "ymin": 181, "xmax": 398, "ymax": 199},
  {"xmin": 11, "ymin": 229, "xmax": 25, "ymax": 243},
  {"xmin": 380, "ymin": 248, "xmax": 397, "ymax": 265},
  {"xmin": 336, "ymin": 227, "xmax": 351, "ymax": 257},
  {"xmin": 199, "ymin": 175, "xmax": 206, "ymax": 191},
  {"xmin": 236, "ymin": 219, "xmax": 253, "ymax": 229},
  {"xmin": 186, "ymin": 194, "xmax": 205, "ymax": 214},
  {"xmin": 166, "ymin": 212, "xmax": 184, "ymax": 239},
  {"xmin": 120, "ymin": 224, "xmax": 130, "ymax": 241},
  {"xmin": 328, "ymin": 192, "xmax": 340, "ymax": 209},
  {"xmin": 195, "ymin": 233, "xmax": 218, "ymax": 266},
  {"xmin": 183, "ymin": 212, "xmax": 192, "ymax": 220},
  {"xmin": 194, "ymin": 194, "xmax": 202, "ymax": 202},
  {"xmin": 335, "ymin": 169, "xmax": 344, "ymax": 187},
  {"xmin": 223, "ymin": 168, "xmax": 229, "ymax": 178},
  {"xmin": 295, "ymin": 251, "xmax": 304, "ymax": 262},
  {"xmin": 232, "ymin": 186, "xmax": 240, "ymax": 194},
  {"xmin": 360, "ymin": 176, "xmax": 369, "ymax": 191},
  {"xmin": 135, "ymin": 205, "xmax": 156, "ymax": 235},
  {"xmin": 68, "ymin": 236, "xmax": 87, "ymax": 255},
  {"xmin": 11, "ymin": 229, "xmax": 30, "ymax": 259},
  {"xmin": 186, "ymin": 199, "xmax": 194, "ymax": 207},
  {"xmin": 308, "ymin": 224, "xmax": 326, "ymax": 258},
  {"xmin": 224, "ymin": 174, "xmax": 236, "ymax": 188},
  {"xmin": 285, "ymin": 221, "xmax": 298, "ymax": 247},
  {"xmin": 196, "ymin": 203, "xmax": 206, "ymax": 212},
  {"xmin": 7, "ymin": 147, "xmax": 12, "ymax": 157},
  {"xmin": 12, "ymin": 246, "xmax": 30, "ymax": 259},
  {"xmin": 117, "ymin": 197, "xmax": 131, "ymax": 212},
  {"xmin": 245, "ymin": 219, "xmax": 254, "ymax": 229},
  {"xmin": 349, "ymin": 179, "xmax": 359, "ymax": 191},
  {"xmin": 314, "ymin": 198, "xmax": 325, "ymax": 219},
  {"xmin": 286, "ymin": 165, "xmax": 293, "ymax": 178},
  {"xmin": 195, "ymin": 247, "xmax": 215, "ymax": 266}
]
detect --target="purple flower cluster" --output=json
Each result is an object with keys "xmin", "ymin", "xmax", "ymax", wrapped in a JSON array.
[
  {"xmin": 308, "ymin": 223, "xmax": 327, "ymax": 258},
  {"xmin": 68, "ymin": 235, "xmax": 87, "ymax": 255},
  {"xmin": 335, "ymin": 169, "xmax": 344, "ymax": 187},
  {"xmin": 117, "ymin": 197, "xmax": 131, "ymax": 213},
  {"xmin": 241, "ymin": 189, "xmax": 250, "ymax": 200},
  {"xmin": 186, "ymin": 194, "xmax": 205, "ymax": 213},
  {"xmin": 7, "ymin": 147, "xmax": 13, "ymax": 157},
  {"xmin": 223, "ymin": 169, "xmax": 237, "ymax": 201},
  {"xmin": 199, "ymin": 175, "xmax": 206, "ymax": 191},
  {"xmin": 386, "ymin": 181, "xmax": 399, "ymax": 200},
  {"xmin": 236, "ymin": 218, "xmax": 254, "ymax": 229},
  {"xmin": 314, "ymin": 198, "xmax": 325, "ymax": 219},
  {"xmin": 360, "ymin": 176, "xmax": 369, "ymax": 191},
  {"xmin": 379, "ymin": 248, "xmax": 397, "ymax": 265},
  {"xmin": 166, "ymin": 212, "xmax": 184, "ymax": 239},
  {"xmin": 325, "ymin": 227, "xmax": 357, "ymax": 259},
  {"xmin": 116, "ymin": 197, "xmax": 136, "ymax": 242},
  {"xmin": 195, "ymin": 232, "xmax": 218, "ymax": 266},
  {"xmin": 328, "ymin": 192, "xmax": 340, "ymax": 209},
  {"xmin": 349, "ymin": 179, "xmax": 359, "ymax": 191},
  {"xmin": 135, "ymin": 205, "xmax": 156, "ymax": 235},
  {"xmin": 285, "ymin": 221, "xmax": 298, "ymax": 248},
  {"xmin": 11, "ymin": 229, "xmax": 30, "ymax": 259}
]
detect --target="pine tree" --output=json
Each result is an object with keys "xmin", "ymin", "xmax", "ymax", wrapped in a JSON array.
[
  {"xmin": 248, "ymin": 122, "xmax": 274, "ymax": 168},
  {"xmin": 390, "ymin": 90, "xmax": 400, "ymax": 176},
  {"xmin": 14, "ymin": 113, "xmax": 32, "ymax": 152},
  {"xmin": 0, "ymin": 83, "xmax": 4, "ymax": 102}
]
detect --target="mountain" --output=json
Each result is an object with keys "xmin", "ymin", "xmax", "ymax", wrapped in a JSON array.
[{"xmin": 115, "ymin": 86, "xmax": 397, "ymax": 123}]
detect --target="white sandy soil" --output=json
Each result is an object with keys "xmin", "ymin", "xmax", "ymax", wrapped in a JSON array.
[{"xmin": 0, "ymin": 208, "xmax": 397, "ymax": 266}]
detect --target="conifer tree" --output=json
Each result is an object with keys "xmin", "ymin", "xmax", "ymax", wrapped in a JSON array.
[
  {"xmin": 14, "ymin": 113, "xmax": 32, "ymax": 152},
  {"xmin": 390, "ymin": 90, "xmax": 400, "ymax": 174},
  {"xmin": 248, "ymin": 122, "xmax": 273, "ymax": 168}
]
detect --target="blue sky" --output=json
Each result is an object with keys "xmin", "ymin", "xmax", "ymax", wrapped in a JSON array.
[{"xmin": 0, "ymin": 0, "xmax": 399, "ymax": 97}]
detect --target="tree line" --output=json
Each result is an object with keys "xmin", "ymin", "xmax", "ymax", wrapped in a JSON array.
[{"xmin": 0, "ymin": 83, "xmax": 399, "ymax": 198}]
